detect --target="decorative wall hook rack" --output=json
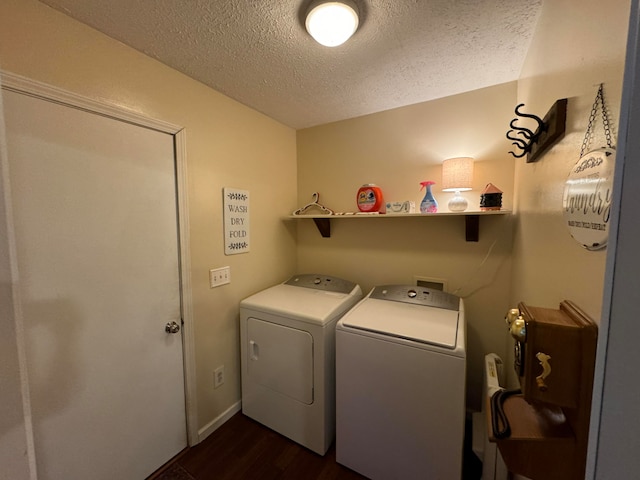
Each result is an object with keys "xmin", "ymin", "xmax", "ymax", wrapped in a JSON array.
[{"xmin": 507, "ymin": 98, "xmax": 567, "ymax": 163}]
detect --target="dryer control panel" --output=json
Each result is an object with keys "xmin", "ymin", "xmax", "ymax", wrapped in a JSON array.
[
  {"xmin": 285, "ymin": 274, "xmax": 357, "ymax": 294},
  {"xmin": 370, "ymin": 285, "xmax": 459, "ymax": 311}
]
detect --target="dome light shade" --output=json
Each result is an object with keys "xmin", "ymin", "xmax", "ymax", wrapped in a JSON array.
[{"xmin": 305, "ymin": 1, "xmax": 359, "ymax": 47}]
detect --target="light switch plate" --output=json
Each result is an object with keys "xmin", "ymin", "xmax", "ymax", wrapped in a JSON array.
[{"xmin": 210, "ymin": 266, "xmax": 231, "ymax": 288}]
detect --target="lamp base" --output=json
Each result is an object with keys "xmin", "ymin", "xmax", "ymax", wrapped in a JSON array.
[{"xmin": 448, "ymin": 191, "xmax": 468, "ymax": 212}]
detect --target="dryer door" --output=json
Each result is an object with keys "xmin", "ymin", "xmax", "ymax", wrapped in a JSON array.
[{"xmin": 247, "ymin": 318, "xmax": 314, "ymax": 404}]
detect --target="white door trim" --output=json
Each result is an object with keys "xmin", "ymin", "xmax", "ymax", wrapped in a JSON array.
[
  {"xmin": 586, "ymin": 0, "xmax": 640, "ymax": 476},
  {"xmin": 0, "ymin": 70, "xmax": 199, "ymax": 447}
]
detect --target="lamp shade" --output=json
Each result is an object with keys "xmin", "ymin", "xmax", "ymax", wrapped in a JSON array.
[
  {"xmin": 442, "ymin": 157, "xmax": 474, "ymax": 192},
  {"xmin": 305, "ymin": 1, "xmax": 359, "ymax": 47}
]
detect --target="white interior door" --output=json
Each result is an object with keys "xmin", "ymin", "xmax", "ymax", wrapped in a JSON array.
[{"xmin": 5, "ymin": 89, "xmax": 187, "ymax": 480}]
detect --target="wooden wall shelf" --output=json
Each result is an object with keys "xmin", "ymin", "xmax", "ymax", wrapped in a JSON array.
[{"xmin": 288, "ymin": 210, "xmax": 511, "ymax": 242}]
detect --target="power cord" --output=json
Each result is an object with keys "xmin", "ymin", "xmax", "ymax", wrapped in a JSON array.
[{"xmin": 490, "ymin": 388, "xmax": 522, "ymax": 439}]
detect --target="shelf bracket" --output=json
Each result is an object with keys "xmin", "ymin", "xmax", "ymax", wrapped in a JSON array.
[
  {"xmin": 313, "ymin": 218, "xmax": 331, "ymax": 238},
  {"xmin": 465, "ymin": 215, "xmax": 480, "ymax": 242}
]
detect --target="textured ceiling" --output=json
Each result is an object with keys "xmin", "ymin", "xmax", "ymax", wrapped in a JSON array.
[{"xmin": 39, "ymin": 0, "xmax": 542, "ymax": 129}]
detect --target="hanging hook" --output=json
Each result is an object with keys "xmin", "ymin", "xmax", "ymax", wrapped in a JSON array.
[
  {"xmin": 514, "ymin": 104, "xmax": 546, "ymax": 134},
  {"xmin": 508, "ymin": 149, "xmax": 527, "ymax": 158},
  {"xmin": 509, "ymin": 119, "xmax": 535, "ymax": 140},
  {"xmin": 506, "ymin": 131, "xmax": 530, "ymax": 150},
  {"xmin": 506, "ymin": 103, "xmax": 547, "ymax": 158},
  {"xmin": 506, "ymin": 98, "xmax": 568, "ymax": 163}
]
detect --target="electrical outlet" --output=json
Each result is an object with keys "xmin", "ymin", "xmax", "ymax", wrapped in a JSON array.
[
  {"xmin": 214, "ymin": 365, "xmax": 225, "ymax": 389},
  {"xmin": 210, "ymin": 266, "xmax": 231, "ymax": 288}
]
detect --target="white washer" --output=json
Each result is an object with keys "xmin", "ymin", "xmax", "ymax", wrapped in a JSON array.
[
  {"xmin": 240, "ymin": 274, "xmax": 362, "ymax": 455},
  {"xmin": 336, "ymin": 285, "xmax": 466, "ymax": 479}
]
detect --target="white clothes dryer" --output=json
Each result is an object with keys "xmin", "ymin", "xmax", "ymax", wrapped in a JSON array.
[
  {"xmin": 240, "ymin": 274, "xmax": 362, "ymax": 455},
  {"xmin": 336, "ymin": 285, "xmax": 466, "ymax": 479}
]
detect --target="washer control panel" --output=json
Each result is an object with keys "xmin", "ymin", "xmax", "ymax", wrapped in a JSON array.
[
  {"xmin": 285, "ymin": 274, "xmax": 357, "ymax": 294},
  {"xmin": 370, "ymin": 285, "xmax": 459, "ymax": 311}
]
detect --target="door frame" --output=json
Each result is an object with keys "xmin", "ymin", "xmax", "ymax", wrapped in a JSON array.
[
  {"xmin": 586, "ymin": 0, "xmax": 640, "ymax": 476},
  {"xmin": 0, "ymin": 70, "xmax": 199, "ymax": 447}
]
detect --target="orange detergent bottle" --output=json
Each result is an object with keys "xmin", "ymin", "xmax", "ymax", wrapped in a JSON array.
[{"xmin": 356, "ymin": 184, "xmax": 386, "ymax": 213}]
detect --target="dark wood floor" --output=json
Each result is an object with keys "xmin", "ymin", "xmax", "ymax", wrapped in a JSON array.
[{"xmin": 154, "ymin": 412, "xmax": 482, "ymax": 480}]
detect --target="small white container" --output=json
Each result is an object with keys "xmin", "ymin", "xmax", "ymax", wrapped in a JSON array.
[{"xmin": 385, "ymin": 200, "xmax": 415, "ymax": 213}]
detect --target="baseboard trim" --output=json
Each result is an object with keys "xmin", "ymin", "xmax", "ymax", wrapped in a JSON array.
[{"xmin": 197, "ymin": 401, "xmax": 242, "ymax": 443}]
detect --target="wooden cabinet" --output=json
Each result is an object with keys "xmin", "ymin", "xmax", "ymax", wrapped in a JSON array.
[
  {"xmin": 490, "ymin": 300, "xmax": 598, "ymax": 480},
  {"xmin": 519, "ymin": 301, "xmax": 597, "ymax": 409}
]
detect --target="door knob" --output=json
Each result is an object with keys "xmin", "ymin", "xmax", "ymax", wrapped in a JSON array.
[{"xmin": 165, "ymin": 321, "xmax": 180, "ymax": 334}]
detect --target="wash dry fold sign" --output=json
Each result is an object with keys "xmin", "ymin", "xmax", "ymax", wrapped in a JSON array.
[{"xmin": 224, "ymin": 187, "xmax": 250, "ymax": 255}]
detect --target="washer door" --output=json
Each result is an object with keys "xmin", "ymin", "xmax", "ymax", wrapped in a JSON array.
[{"xmin": 247, "ymin": 318, "xmax": 314, "ymax": 404}]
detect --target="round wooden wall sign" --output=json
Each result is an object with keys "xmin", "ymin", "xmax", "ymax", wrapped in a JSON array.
[{"xmin": 562, "ymin": 148, "xmax": 615, "ymax": 250}]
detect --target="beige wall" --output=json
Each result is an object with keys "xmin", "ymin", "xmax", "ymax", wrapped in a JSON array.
[
  {"xmin": 296, "ymin": 83, "xmax": 518, "ymax": 410},
  {"xmin": 510, "ymin": 0, "xmax": 629, "ymax": 336},
  {"xmin": 506, "ymin": 0, "xmax": 631, "ymax": 390},
  {"xmin": 296, "ymin": 0, "xmax": 631, "ymax": 406},
  {"xmin": 1, "ymin": 0, "xmax": 633, "ymax": 472},
  {"xmin": 0, "ymin": 0, "xmax": 297, "ymax": 443}
]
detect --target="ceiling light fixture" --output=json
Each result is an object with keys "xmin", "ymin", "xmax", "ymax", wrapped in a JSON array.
[{"xmin": 305, "ymin": 1, "xmax": 359, "ymax": 47}]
